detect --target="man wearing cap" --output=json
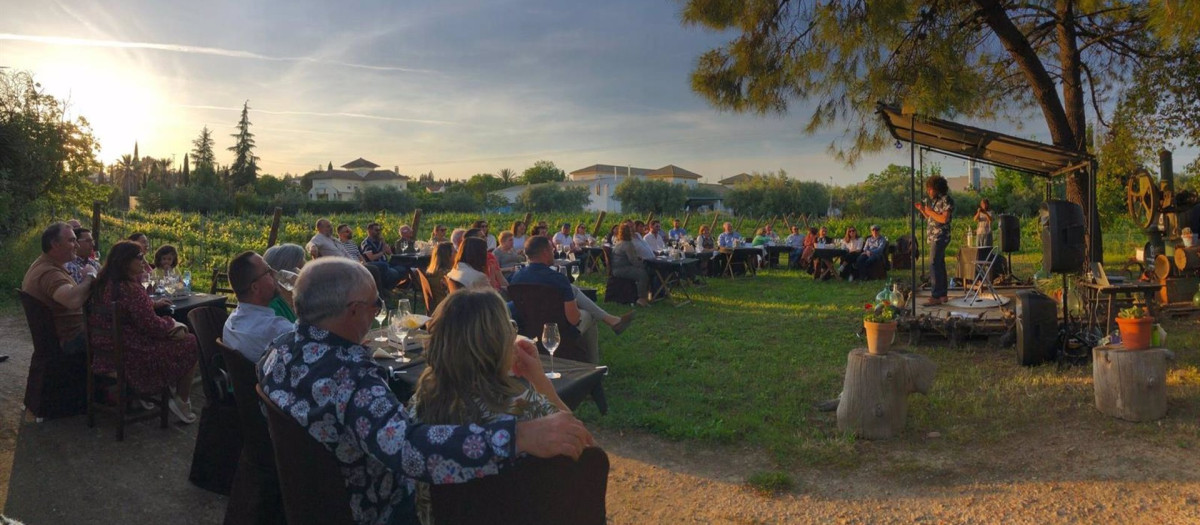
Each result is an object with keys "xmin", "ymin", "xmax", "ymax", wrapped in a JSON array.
[{"xmin": 856, "ymin": 225, "xmax": 888, "ymax": 280}]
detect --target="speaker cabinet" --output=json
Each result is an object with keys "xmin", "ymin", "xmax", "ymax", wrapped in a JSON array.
[
  {"xmin": 1040, "ymin": 200, "xmax": 1085, "ymax": 274},
  {"xmin": 1015, "ymin": 290, "xmax": 1058, "ymax": 366},
  {"xmin": 998, "ymin": 214, "xmax": 1020, "ymax": 253}
]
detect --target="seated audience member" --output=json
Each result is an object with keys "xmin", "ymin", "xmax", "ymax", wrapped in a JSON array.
[
  {"xmin": 799, "ymin": 227, "xmax": 820, "ymax": 272},
  {"xmin": 643, "ymin": 220, "xmax": 666, "ymax": 251},
  {"xmin": 447, "ymin": 237, "xmax": 492, "ymax": 291},
  {"xmin": 393, "ymin": 224, "xmax": 418, "ymax": 254},
  {"xmin": 751, "ymin": 228, "xmax": 771, "ymax": 247},
  {"xmin": 336, "ymin": 224, "xmax": 364, "ymax": 261},
  {"xmin": 428, "ymin": 223, "xmax": 448, "ymax": 244},
  {"xmin": 610, "ymin": 225, "xmax": 651, "ymax": 307},
  {"xmin": 65, "ymin": 227, "xmax": 101, "ymax": 284},
  {"xmin": 531, "ymin": 222, "xmax": 550, "ymax": 237},
  {"xmin": 449, "ymin": 228, "xmax": 467, "ymax": 250},
  {"xmin": 424, "ymin": 242, "xmax": 455, "ymax": 308},
  {"xmin": 474, "ymin": 219, "xmax": 498, "ymax": 251},
  {"xmin": 409, "ymin": 288, "xmax": 572, "ymax": 525},
  {"xmin": 257, "ymin": 258, "xmax": 594, "ymax": 525},
  {"xmin": 630, "ymin": 221, "xmax": 656, "ymax": 260},
  {"xmin": 493, "ymin": 231, "xmax": 524, "ymax": 270},
  {"xmin": 152, "ymin": 244, "xmax": 180, "ymax": 275},
  {"xmin": 839, "ymin": 226, "xmax": 864, "ymax": 279},
  {"xmin": 856, "ymin": 225, "xmax": 889, "ymax": 280},
  {"xmin": 510, "ymin": 221, "xmax": 529, "ymax": 253},
  {"xmin": 23, "ymin": 222, "xmax": 97, "ymax": 353},
  {"xmin": 603, "ymin": 224, "xmax": 619, "ymax": 246},
  {"xmin": 469, "ymin": 229, "xmax": 509, "ymax": 292},
  {"xmin": 306, "ymin": 218, "xmax": 352, "ymax": 259},
  {"xmin": 572, "ymin": 224, "xmax": 594, "ymax": 248},
  {"xmin": 667, "ymin": 219, "xmax": 687, "ymax": 242},
  {"xmin": 552, "ymin": 223, "xmax": 575, "ymax": 254},
  {"xmin": 362, "ymin": 221, "xmax": 405, "ymax": 287},
  {"xmin": 223, "ymin": 251, "xmax": 295, "ymax": 362},
  {"xmin": 88, "ymin": 240, "xmax": 198, "ymax": 424},
  {"xmin": 717, "ymin": 222, "xmax": 742, "ymax": 248},
  {"xmin": 763, "ymin": 224, "xmax": 781, "ymax": 243},
  {"xmin": 510, "ymin": 236, "xmax": 635, "ymax": 362},
  {"xmin": 66, "ymin": 218, "xmax": 83, "ymax": 230},
  {"xmin": 785, "ymin": 226, "xmax": 805, "ymax": 249},
  {"xmin": 695, "ymin": 225, "xmax": 715, "ymax": 251},
  {"xmin": 813, "ymin": 226, "xmax": 834, "ymax": 246},
  {"xmin": 263, "ymin": 243, "xmax": 306, "ymax": 322}
]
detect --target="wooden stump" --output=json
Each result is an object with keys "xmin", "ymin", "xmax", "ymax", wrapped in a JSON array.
[
  {"xmin": 1093, "ymin": 345, "xmax": 1175, "ymax": 422},
  {"xmin": 836, "ymin": 349, "xmax": 937, "ymax": 440}
]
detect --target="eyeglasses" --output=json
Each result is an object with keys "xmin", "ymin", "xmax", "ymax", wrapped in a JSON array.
[{"xmin": 346, "ymin": 295, "xmax": 384, "ymax": 312}]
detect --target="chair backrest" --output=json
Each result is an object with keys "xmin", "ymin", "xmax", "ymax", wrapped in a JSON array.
[
  {"xmin": 218, "ymin": 338, "xmax": 274, "ymax": 464},
  {"xmin": 210, "ymin": 268, "xmax": 237, "ymax": 296},
  {"xmin": 445, "ymin": 275, "xmax": 463, "ymax": 293},
  {"xmin": 188, "ymin": 307, "xmax": 232, "ymax": 406},
  {"xmin": 430, "ymin": 447, "xmax": 609, "ymax": 525},
  {"xmin": 416, "ymin": 270, "xmax": 439, "ymax": 315},
  {"xmin": 18, "ymin": 290, "xmax": 63, "ymax": 357},
  {"xmin": 84, "ymin": 299, "xmax": 126, "ymax": 370},
  {"xmin": 257, "ymin": 384, "xmax": 355, "ymax": 525},
  {"xmin": 507, "ymin": 283, "xmax": 585, "ymax": 362}
]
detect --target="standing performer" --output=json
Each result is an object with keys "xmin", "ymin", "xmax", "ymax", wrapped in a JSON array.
[
  {"xmin": 973, "ymin": 198, "xmax": 994, "ymax": 247},
  {"xmin": 915, "ymin": 175, "xmax": 953, "ymax": 306}
]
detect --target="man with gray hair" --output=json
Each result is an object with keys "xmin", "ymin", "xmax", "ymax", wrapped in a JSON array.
[
  {"xmin": 305, "ymin": 218, "xmax": 351, "ymax": 259},
  {"xmin": 258, "ymin": 258, "xmax": 593, "ymax": 523},
  {"xmin": 22, "ymin": 222, "xmax": 96, "ymax": 353}
]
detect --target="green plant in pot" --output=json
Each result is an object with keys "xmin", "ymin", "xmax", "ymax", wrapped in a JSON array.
[
  {"xmin": 863, "ymin": 301, "xmax": 900, "ymax": 355},
  {"xmin": 1115, "ymin": 306, "xmax": 1153, "ymax": 350}
]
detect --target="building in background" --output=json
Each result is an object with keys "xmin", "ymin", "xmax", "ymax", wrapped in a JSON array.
[
  {"xmin": 308, "ymin": 158, "xmax": 409, "ymax": 200},
  {"xmin": 491, "ymin": 163, "xmax": 727, "ymax": 213}
]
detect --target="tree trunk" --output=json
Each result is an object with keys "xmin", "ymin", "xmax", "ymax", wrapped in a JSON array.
[
  {"xmin": 1093, "ymin": 345, "xmax": 1174, "ymax": 422},
  {"xmin": 836, "ymin": 349, "xmax": 937, "ymax": 439}
]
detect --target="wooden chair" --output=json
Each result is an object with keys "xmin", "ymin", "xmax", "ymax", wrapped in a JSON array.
[
  {"xmin": 84, "ymin": 300, "xmax": 169, "ymax": 441},
  {"xmin": 601, "ymin": 246, "xmax": 638, "ymax": 305},
  {"xmin": 16, "ymin": 289, "xmax": 88, "ymax": 420},
  {"xmin": 210, "ymin": 268, "xmax": 237, "ymax": 309},
  {"xmin": 186, "ymin": 307, "xmax": 241, "ymax": 495},
  {"xmin": 257, "ymin": 384, "xmax": 355, "ymax": 525},
  {"xmin": 416, "ymin": 270, "xmax": 444, "ymax": 315},
  {"xmin": 431, "ymin": 447, "xmax": 610, "ymax": 525},
  {"xmin": 508, "ymin": 283, "xmax": 588, "ymax": 363},
  {"xmin": 219, "ymin": 339, "xmax": 286, "ymax": 525}
]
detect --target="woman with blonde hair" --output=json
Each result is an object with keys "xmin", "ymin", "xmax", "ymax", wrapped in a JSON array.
[{"xmin": 409, "ymin": 288, "xmax": 569, "ymax": 524}]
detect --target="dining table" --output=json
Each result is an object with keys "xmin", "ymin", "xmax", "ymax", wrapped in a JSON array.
[
  {"xmin": 389, "ymin": 252, "xmax": 432, "ymax": 271},
  {"xmin": 367, "ymin": 331, "xmax": 609, "ymax": 414},
  {"xmin": 643, "ymin": 256, "xmax": 700, "ymax": 306},
  {"xmin": 763, "ymin": 245, "xmax": 793, "ymax": 268},
  {"xmin": 810, "ymin": 246, "xmax": 848, "ymax": 280},
  {"xmin": 154, "ymin": 292, "xmax": 229, "ymax": 324}
]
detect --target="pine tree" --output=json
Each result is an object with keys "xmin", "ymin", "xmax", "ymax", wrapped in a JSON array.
[
  {"xmin": 191, "ymin": 126, "xmax": 216, "ymax": 168},
  {"xmin": 228, "ymin": 101, "xmax": 259, "ymax": 190},
  {"xmin": 182, "ymin": 153, "xmax": 190, "ymax": 186}
]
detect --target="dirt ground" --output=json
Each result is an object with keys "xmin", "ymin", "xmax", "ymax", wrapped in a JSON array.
[{"xmin": 3, "ymin": 314, "xmax": 1200, "ymax": 524}]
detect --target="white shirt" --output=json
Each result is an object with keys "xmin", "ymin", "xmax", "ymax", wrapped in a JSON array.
[
  {"xmin": 486, "ymin": 234, "xmax": 498, "ymax": 251},
  {"xmin": 223, "ymin": 302, "xmax": 296, "ymax": 362},
  {"xmin": 573, "ymin": 233, "xmax": 594, "ymax": 247},
  {"xmin": 447, "ymin": 263, "xmax": 489, "ymax": 290},
  {"xmin": 306, "ymin": 233, "xmax": 352, "ymax": 259},
  {"xmin": 512, "ymin": 235, "xmax": 527, "ymax": 252},
  {"xmin": 643, "ymin": 231, "xmax": 666, "ymax": 251},
  {"xmin": 552, "ymin": 231, "xmax": 574, "ymax": 251},
  {"xmin": 631, "ymin": 235, "xmax": 656, "ymax": 260}
]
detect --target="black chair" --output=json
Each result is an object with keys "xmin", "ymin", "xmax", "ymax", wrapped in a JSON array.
[
  {"xmin": 431, "ymin": 447, "xmax": 609, "ymax": 525},
  {"xmin": 186, "ymin": 307, "xmax": 241, "ymax": 495},
  {"xmin": 219, "ymin": 339, "xmax": 286, "ymax": 525},
  {"xmin": 892, "ymin": 235, "xmax": 919, "ymax": 270},
  {"xmin": 17, "ymin": 289, "xmax": 88, "ymax": 420},
  {"xmin": 210, "ymin": 268, "xmax": 238, "ymax": 309},
  {"xmin": 84, "ymin": 300, "xmax": 169, "ymax": 441},
  {"xmin": 508, "ymin": 283, "xmax": 588, "ymax": 363},
  {"xmin": 859, "ymin": 240, "xmax": 891, "ymax": 281},
  {"xmin": 602, "ymin": 246, "xmax": 638, "ymax": 305},
  {"xmin": 258, "ymin": 384, "xmax": 355, "ymax": 525}
]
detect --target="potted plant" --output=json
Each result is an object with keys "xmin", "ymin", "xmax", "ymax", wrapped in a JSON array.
[
  {"xmin": 1115, "ymin": 306, "xmax": 1153, "ymax": 350},
  {"xmin": 863, "ymin": 301, "xmax": 900, "ymax": 355}
]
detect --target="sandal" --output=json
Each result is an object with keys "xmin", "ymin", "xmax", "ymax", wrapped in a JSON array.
[{"xmin": 168, "ymin": 396, "xmax": 197, "ymax": 424}]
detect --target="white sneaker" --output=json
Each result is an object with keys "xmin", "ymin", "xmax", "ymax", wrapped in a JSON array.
[{"xmin": 168, "ymin": 396, "xmax": 197, "ymax": 424}]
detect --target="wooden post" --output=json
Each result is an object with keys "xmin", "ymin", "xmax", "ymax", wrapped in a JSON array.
[
  {"xmin": 709, "ymin": 212, "xmax": 720, "ymax": 231},
  {"xmin": 1093, "ymin": 345, "xmax": 1174, "ymax": 422},
  {"xmin": 645, "ymin": 212, "xmax": 655, "ymax": 226},
  {"xmin": 591, "ymin": 211, "xmax": 607, "ymax": 238},
  {"xmin": 266, "ymin": 207, "xmax": 283, "ymax": 248},
  {"xmin": 91, "ymin": 200, "xmax": 103, "ymax": 248},
  {"xmin": 411, "ymin": 208, "xmax": 423, "ymax": 240},
  {"xmin": 734, "ymin": 216, "xmax": 745, "ymax": 233},
  {"xmin": 836, "ymin": 349, "xmax": 936, "ymax": 440},
  {"xmin": 682, "ymin": 211, "xmax": 693, "ymax": 229},
  {"xmin": 782, "ymin": 214, "xmax": 793, "ymax": 229},
  {"xmin": 522, "ymin": 212, "xmax": 533, "ymax": 231}
]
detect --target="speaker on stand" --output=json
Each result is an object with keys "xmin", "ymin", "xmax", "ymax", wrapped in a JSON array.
[
  {"xmin": 1037, "ymin": 200, "xmax": 1088, "ymax": 365},
  {"xmin": 997, "ymin": 213, "xmax": 1020, "ymax": 284}
]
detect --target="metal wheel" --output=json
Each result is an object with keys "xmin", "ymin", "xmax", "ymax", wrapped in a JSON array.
[{"xmin": 1126, "ymin": 170, "xmax": 1160, "ymax": 229}]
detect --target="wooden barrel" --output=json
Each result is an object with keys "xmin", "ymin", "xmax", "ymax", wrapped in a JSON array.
[
  {"xmin": 1174, "ymin": 246, "xmax": 1200, "ymax": 273},
  {"xmin": 1154, "ymin": 254, "xmax": 1178, "ymax": 282}
]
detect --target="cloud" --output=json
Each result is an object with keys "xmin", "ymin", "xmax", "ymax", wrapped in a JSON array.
[
  {"xmin": 0, "ymin": 33, "xmax": 433, "ymax": 73},
  {"xmin": 173, "ymin": 104, "xmax": 462, "ymax": 126}
]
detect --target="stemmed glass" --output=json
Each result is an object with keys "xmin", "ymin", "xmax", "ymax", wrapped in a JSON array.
[
  {"xmin": 373, "ymin": 296, "xmax": 390, "ymax": 343},
  {"xmin": 140, "ymin": 272, "xmax": 151, "ymax": 293},
  {"xmin": 275, "ymin": 269, "xmax": 299, "ymax": 292},
  {"xmin": 542, "ymin": 322, "xmax": 561, "ymax": 379},
  {"xmin": 389, "ymin": 299, "xmax": 413, "ymax": 363}
]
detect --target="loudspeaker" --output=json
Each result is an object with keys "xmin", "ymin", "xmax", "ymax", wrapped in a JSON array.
[
  {"xmin": 1040, "ymin": 200, "xmax": 1085, "ymax": 274},
  {"xmin": 998, "ymin": 214, "xmax": 1020, "ymax": 253},
  {"xmin": 1015, "ymin": 290, "xmax": 1058, "ymax": 366}
]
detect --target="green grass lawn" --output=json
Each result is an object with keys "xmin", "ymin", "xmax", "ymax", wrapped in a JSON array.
[{"xmin": 573, "ymin": 264, "xmax": 1200, "ymax": 470}]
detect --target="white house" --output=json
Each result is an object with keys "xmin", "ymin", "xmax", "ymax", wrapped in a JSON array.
[
  {"xmin": 491, "ymin": 163, "xmax": 722, "ymax": 213},
  {"xmin": 309, "ymin": 158, "xmax": 409, "ymax": 201}
]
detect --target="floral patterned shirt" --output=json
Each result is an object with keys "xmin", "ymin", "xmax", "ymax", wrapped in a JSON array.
[
  {"xmin": 408, "ymin": 385, "xmax": 558, "ymax": 525},
  {"xmin": 257, "ymin": 324, "xmax": 517, "ymax": 525},
  {"xmin": 926, "ymin": 193, "xmax": 955, "ymax": 244},
  {"xmin": 64, "ymin": 256, "xmax": 100, "ymax": 284}
]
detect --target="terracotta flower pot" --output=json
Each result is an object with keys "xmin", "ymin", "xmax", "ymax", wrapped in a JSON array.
[
  {"xmin": 864, "ymin": 320, "xmax": 897, "ymax": 355},
  {"xmin": 1115, "ymin": 316, "xmax": 1154, "ymax": 351}
]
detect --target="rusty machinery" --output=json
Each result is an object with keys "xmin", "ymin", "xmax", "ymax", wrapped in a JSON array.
[{"xmin": 1125, "ymin": 150, "xmax": 1200, "ymax": 305}]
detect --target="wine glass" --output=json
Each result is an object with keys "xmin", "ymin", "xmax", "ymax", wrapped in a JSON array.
[
  {"xmin": 373, "ymin": 296, "xmax": 390, "ymax": 342},
  {"xmin": 389, "ymin": 313, "xmax": 411, "ymax": 363},
  {"xmin": 140, "ymin": 272, "xmax": 151, "ymax": 292},
  {"xmin": 275, "ymin": 269, "xmax": 299, "ymax": 292},
  {"xmin": 542, "ymin": 323, "xmax": 561, "ymax": 379},
  {"xmin": 182, "ymin": 270, "xmax": 192, "ymax": 294}
]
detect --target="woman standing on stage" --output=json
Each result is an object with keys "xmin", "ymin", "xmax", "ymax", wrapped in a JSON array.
[{"xmin": 916, "ymin": 175, "xmax": 954, "ymax": 306}]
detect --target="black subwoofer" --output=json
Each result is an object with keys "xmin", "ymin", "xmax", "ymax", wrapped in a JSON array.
[
  {"xmin": 1040, "ymin": 200, "xmax": 1085, "ymax": 274},
  {"xmin": 998, "ymin": 214, "xmax": 1020, "ymax": 253},
  {"xmin": 1015, "ymin": 290, "xmax": 1058, "ymax": 366}
]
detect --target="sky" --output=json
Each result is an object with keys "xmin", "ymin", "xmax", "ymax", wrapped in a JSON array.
[{"xmin": 2, "ymin": 0, "xmax": 1193, "ymax": 186}]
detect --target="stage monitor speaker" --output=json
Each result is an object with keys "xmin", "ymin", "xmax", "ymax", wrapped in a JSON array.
[
  {"xmin": 998, "ymin": 214, "xmax": 1020, "ymax": 253},
  {"xmin": 1015, "ymin": 290, "xmax": 1058, "ymax": 366},
  {"xmin": 1040, "ymin": 200, "xmax": 1085, "ymax": 274}
]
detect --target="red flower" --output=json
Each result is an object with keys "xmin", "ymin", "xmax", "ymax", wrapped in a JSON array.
[{"xmin": 864, "ymin": 303, "xmax": 873, "ymax": 310}]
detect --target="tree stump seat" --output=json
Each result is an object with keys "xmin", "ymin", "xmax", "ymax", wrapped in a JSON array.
[
  {"xmin": 1093, "ymin": 345, "xmax": 1174, "ymax": 422},
  {"xmin": 836, "ymin": 348, "xmax": 936, "ymax": 440}
]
